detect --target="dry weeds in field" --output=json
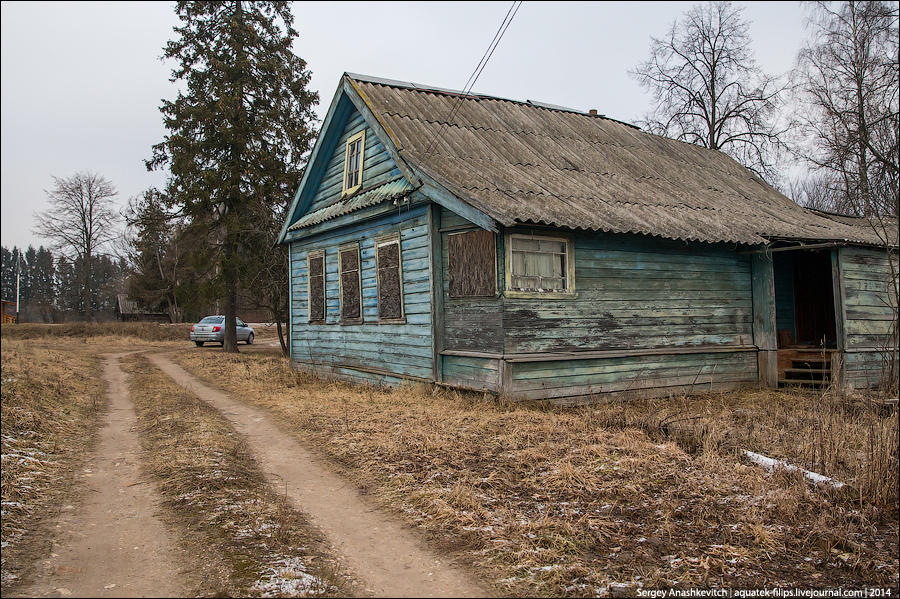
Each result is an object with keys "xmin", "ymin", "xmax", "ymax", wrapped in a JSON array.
[
  {"xmin": 587, "ymin": 389, "xmax": 899, "ymax": 514},
  {"xmin": 172, "ymin": 350, "xmax": 900, "ymax": 596},
  {"xmin": 2, "ymin": 322, "xmax": 192, "ymax": 342},
  {"xmin": 124, "ymin": 355, "xmax": 352, "ymax": 597},
  {"xmin": 0, "ymin": 339, "xmax": 105, "ymax": 588}
]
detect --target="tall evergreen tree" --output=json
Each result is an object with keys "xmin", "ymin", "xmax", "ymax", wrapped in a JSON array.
[
  {"xmin": 148, "ymin": 1, "xmax": 318, "ymax": 351},
  {"xmin": 1, "ymin": 246, "xmax": 15, "ymax": 302}
]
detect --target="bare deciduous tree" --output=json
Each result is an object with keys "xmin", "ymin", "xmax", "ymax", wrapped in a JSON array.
[
  {"xmin": 631, "ymin": 1, "xmax": 786, "ymax": 180},
  {"xmin": 794, "ymin": 1, "xmax": 899, "ymax": 393},
  {"xmin": 788, "ymin": 173, "xmax": 848, "ymax": 213},
  {"xmin": 794, "ymin": 0, "xmax": 899, "ymax": 221},
  {"xmin": 34, "ymin": 172, "xmax": 119, "ymax": 319}
]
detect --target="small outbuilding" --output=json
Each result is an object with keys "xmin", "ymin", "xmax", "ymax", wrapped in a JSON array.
[
  {"xmin": 114, "ymin": 295, "xmax": 171, "ymax": 323},
  {"xmin": 278, "ymin": 73, "xmax": 899, "ymax": 400},
  {"xmin": 1, "ymin": 299, "xmax": 16, "ymax": 324}
]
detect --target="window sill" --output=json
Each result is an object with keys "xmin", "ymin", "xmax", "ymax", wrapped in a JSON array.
[
  {"xmin": 339, "ymin": 318, "xmax": 364, "ymax": 325},
  {"xmin": 376, "ymin": 317, "xmax": 407, "ymax": 325},
  {"xmin": 503, "ymin": 290, "xmax": 578, "ymax": 300},
  {"xmin": 341, "ymin": 185, "xmax": 362, "ymax": 199}
]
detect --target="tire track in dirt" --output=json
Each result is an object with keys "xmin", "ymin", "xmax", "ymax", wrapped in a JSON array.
[
  {"xmin": 148, "ymin": 352, "xmax": 490, "ymax": 599},
  {"xmin": 20, "ymin": 354, "xmax": 187, "ymax": 598}
]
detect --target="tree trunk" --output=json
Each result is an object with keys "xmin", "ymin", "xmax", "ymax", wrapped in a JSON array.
[
  {"xmin": 276, "ymin": 320, "xmax": 288, "ymax": 356},
  {"xmin": 83, "ymin": 250, "xmax": 93, "ymax": 320},
  {"xmin": 222, "ymin": 233, "xmax": 239, "ymax": 352}
]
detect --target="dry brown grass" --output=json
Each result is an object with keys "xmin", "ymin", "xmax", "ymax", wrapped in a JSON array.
[
  {"xmin": 0, "ymin": 339, "xmax": 106, "ymax": 589},
  {"xmin": 171, "ymin": 350, "xmax": 900, "ymax": 596},
  {"xmin": 585, "ymin": 389, "xmax": 899, "ymax": 513},
  {"xmin": 123, "ymin": 354, "xmax": 354, "ymax": 597},
  {"xmin": 2, "ymin": 322, "xmax": 192, "ymax": 342}
]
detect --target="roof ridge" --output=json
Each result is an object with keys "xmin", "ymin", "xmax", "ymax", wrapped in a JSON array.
[{"xmin": 345, "ymin": 72, "xmax": 640, "ymax": 130}]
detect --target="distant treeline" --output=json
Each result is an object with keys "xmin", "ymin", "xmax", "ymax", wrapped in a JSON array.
[{"xmin": 0, "ymin": 245, "xmax": 126, "ymax": 322}]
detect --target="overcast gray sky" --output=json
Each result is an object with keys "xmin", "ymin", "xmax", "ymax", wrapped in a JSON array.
[{"xmin": 0, "ymin": 1, "xmax": 807, "ymax": 250}]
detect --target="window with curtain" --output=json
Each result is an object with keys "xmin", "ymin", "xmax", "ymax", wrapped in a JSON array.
[{"xmin": 508, "ymin": 235, "xmax": 570, "ymax": 292}]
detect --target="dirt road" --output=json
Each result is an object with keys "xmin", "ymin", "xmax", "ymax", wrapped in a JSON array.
[
  {"xmin": 20, "ymin": 354, "xmax": 186, "ymax": 598},
  {"xmin": 148, "ymin": 352, "xmax": 489, "ymax": 598}
]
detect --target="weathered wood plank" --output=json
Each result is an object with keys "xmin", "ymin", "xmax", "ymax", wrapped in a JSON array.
[{"xmin": 751, "ymin": 252, "xmax": 777, "ymax": 387}]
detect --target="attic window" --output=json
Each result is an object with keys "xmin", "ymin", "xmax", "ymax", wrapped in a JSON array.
[
  {"xmin": 338, "ymin": 244, "xmax": 362, "ymax": 322},
  {"xmin": 307, "ymin": 251, "xmax": 326, "ymax": 323},
  {"xmin": 376, "ymin": 237, "xmax": 404, "ymax": 321},
  {"xmin": 342, "ymin": 130, "xmax": 366, "ymax": 196},
  {"xmin": 507, "ymin": 234, "xmax": 573, "ymax": 294}
]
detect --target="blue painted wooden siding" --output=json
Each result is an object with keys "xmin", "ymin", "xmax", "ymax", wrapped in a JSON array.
[
  {"xmin": 508, "ymin": 351, "xmax": 757, "ymax": 399},
  {"xmin": 839, "ymin": 246, "xmax": 899, "ymax": 388},
  {"xmin": 440, "ymin": 208, "xmax": 503, "ymax": 355},
  {"xmin": 438, "ymin": 207, "xmax": 758, "ymax": 397},
  {"xmin": 286, "ymin": 103, "xmax": 432, "ymax": 384},
  {"xmin": 442, "ymin": 355, "xmax": 501, "ymax": 391},
  {"xmin": 305, "ymin": 108, "xmax": 402, "ymax": 216},
  {"xmin": 503, "ymin": 231, "xmax": 754, "ymax": 353},
  {"xmin": 438, "ymin": 208, "xmax": 502, "ymax": 391},
  {"xmin": 289, "ymin": 208, "xmax": 433, "ymax": 382}
]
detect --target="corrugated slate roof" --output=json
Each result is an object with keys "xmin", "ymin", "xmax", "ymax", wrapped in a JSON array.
[
  {"xmin": 289, "ymin": 177, "xmax": 414, "ymax": 231},
  {"xmin": 349, "ymin": 74, "xmax": 895, "ymax": 246}
]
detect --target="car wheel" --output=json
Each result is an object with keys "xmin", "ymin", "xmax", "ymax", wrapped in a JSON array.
[
  {"xmin": 246, "ymin": 333, "xmax": 254, "ymax": 345},
  {"xmin": 195, "ymin": 341, "xmax": 204, "ymax": 347}
]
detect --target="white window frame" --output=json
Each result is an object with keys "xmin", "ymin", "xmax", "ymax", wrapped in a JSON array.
[
  {"xmin": 504, "ymin": 232, "xmax": 576, "ymax": 298},
  {"xmin": 374, "ymin": 234, "xmax": 405, "ymax": 323},
  {"xmin": 306, "ymin": 250, "xmax": 326, "ymax": 323},
  {"xmin": 341, "ymin": 130, "xmax": 366, "ymax": 196}
]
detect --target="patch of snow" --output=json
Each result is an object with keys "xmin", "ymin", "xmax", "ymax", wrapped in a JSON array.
[
  {"xmin": 742, "ymin": 450, "xmax": 845, "ymax": 489},
  {"xmin": 251, "ymin": 557, "xmax": 328, "ymax": 597}
]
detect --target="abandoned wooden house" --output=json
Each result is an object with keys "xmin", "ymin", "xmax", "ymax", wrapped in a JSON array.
[{"xmin": 278, "ymin": 73, "xmax": 899, "ymax": 400}]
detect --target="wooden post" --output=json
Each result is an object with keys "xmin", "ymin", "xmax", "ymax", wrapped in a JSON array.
[
  {"xmin": 831, "ymin": 247, "xmax": 847, "ymax": 389},
  {"xmin": 428, "ymin": 203, "xmax": 444, "ymax": 383},
  {"xmin": 751, "ymin": 251, "xmax": 778, "ymax": 387}
]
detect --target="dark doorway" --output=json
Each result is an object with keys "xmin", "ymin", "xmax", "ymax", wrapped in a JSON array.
[
  {"xmin": 793, "ymin": 251, "xmax": 836, "ymax": 346},
  {"xmin": 773, "ymin": 249, "xmax": 837, "ymax": 348}
]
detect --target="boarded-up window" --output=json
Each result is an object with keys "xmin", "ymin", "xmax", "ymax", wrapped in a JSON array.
[
  {"xmin": 339, "ymin": 245, "xmax": 361, "ymax": 321},
  {"xmin": 509, "ymin": 235, "xmax": 570, "ymax": 292},
  {"xmin": 307, "ymin": 252, "xmax": 325, "ymax": 323},
  {"xmin": 448, "ymin": 230, "xmax": 496, "ymax": 297},
  {"xmin": 376, "ymin": 239, "xmax": 403, "ymax": 320}
]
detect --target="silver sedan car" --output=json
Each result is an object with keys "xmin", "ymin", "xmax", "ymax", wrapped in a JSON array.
[{"xmin": 190, "ymin": 316, "xmax": 255, "ymax": 346}]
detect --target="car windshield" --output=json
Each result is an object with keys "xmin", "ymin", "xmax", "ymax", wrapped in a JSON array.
[{"xmin": 199, "ymin": 316, "xmax": 224, "ymax": 324}]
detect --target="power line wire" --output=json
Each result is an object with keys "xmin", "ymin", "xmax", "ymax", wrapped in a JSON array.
[{"xmin": 422, "ymin": 0, "xmax": 523, "ymax": 158}]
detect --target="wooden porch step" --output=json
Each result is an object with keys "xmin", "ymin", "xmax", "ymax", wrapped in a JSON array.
[
  {"xmin": 790, "ymin": 360, "xmax": 831, "ymax": 370},
  {"xmin": 779, "ymin": 378, "xmax": 831, "ymax": 387},
  {"xmin": 784, "ymin": 368, "xmax": 831, "ymax": 375}
]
